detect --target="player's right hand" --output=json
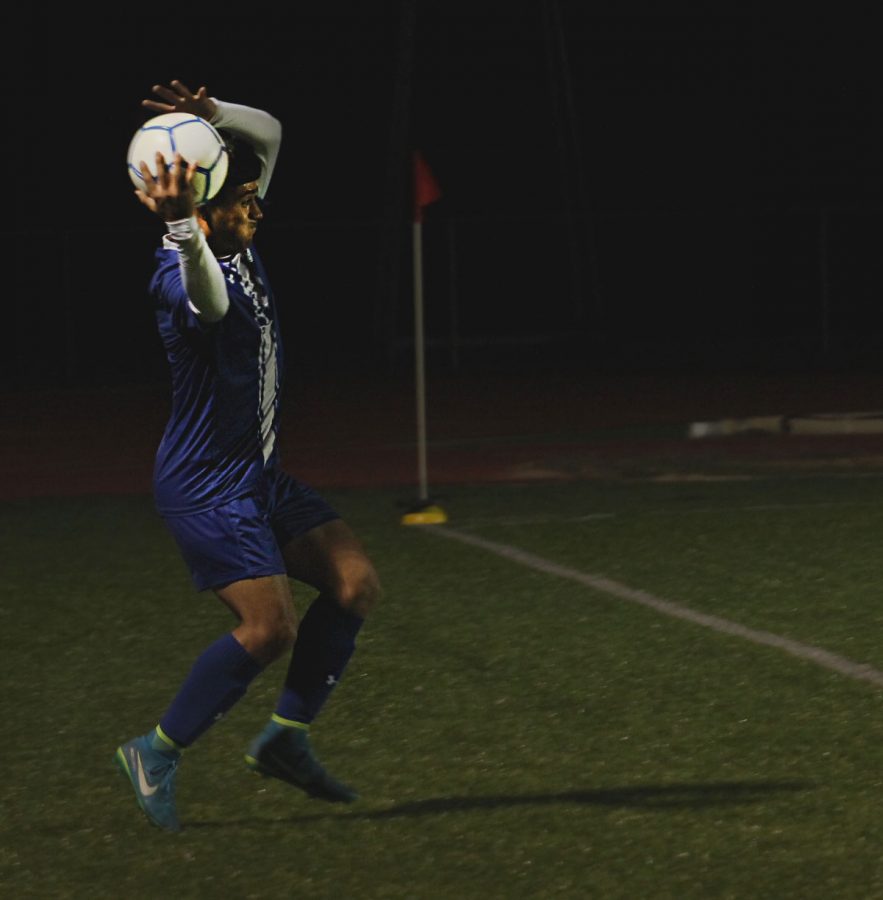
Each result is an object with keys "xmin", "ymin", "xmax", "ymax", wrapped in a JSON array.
[
  {"xmin": 142, "ymin": 80, "xmax": 217, "ymax": 121},
  {"xmin": 134, "ymin": 152, "xmax": 197, "ymax": 221}
]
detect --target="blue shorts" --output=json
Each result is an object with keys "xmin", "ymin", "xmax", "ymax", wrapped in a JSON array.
[{"xmin": 162, "ymin": 470, "xmax": 340, "ymax": 592}]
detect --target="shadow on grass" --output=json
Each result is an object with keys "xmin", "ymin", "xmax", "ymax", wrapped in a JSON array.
[
  {"xmin": 357, "ymin": 781, "xmax": 812, "ymax": 817},
  {"xmin": 186, "ymin": 780, "xmax": 812, "ymax": 829}
]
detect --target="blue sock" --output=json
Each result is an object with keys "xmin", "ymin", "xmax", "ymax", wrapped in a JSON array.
[
  {"xmin": 160, "ymin": 633, "xmax": 263, "ymax": 747},
  {"xmin": 275, "ymin": 595, "xmax": 364, "ymax": 724}
]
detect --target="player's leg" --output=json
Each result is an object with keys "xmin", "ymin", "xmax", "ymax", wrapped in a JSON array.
[
  {"xmin": 246, "ymin": 521, "xmax": 380, "ymax": 802},
  {"xmin": 158, "ymin": 574, "xmax": 296, "ymax": 746},
  {"xmin": 245, "ymin": 474, "xmax": 380, "ymax": 802},
  {"xmin": 116, "ymin": 575, "xmax": 294, "ymax": 832},
  {"xmin": 116, "ymin": 495, "xmax": 294, "ymax": 831},
  {"xmin": 275, "ymin": 518, "xmax": 381, "ymax": 724}
]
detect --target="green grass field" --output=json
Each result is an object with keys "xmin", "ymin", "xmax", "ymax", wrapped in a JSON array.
[{"xmin": 4, "ymin": 476, "xmax": 883, "ymax": 898}]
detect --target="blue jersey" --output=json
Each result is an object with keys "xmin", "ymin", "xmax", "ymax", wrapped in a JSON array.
[{"xmin": 151, "ymin": 245, "xmax": 284, "ymax": 516}]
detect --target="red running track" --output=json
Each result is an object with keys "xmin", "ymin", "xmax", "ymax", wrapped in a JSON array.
[{"xmin": 4, "ymin": 371, "xmax": 883, "ymax": 500}]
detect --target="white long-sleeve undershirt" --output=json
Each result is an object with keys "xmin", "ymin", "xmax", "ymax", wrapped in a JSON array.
[
  {"xmin": 162, "ymin": 99, "xmax": 282, "ymax": 322},
  {"xmin": 209, "ymin": 98, "xmax": 282, "ymax": 198},
  {"xmin": 163, "ymin": 216, "xmax": 229, "ymax": 322}
]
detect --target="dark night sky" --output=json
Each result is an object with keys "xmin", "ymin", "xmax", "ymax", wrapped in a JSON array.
[
  {"xmin": 14, "ymin": 9, "xmax": 874, "ymax": 217},
  {"xmin": 6, "ymin": 8, "xmax": 883, "ymax": 382},
  {"xmin": 19, "ymin": 5, "xmax": 759, "ymax": 221}
]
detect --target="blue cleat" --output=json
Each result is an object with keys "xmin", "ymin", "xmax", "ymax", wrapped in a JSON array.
[
  {"xmin": 115, "ymin": 735, "xmax": 181, "ymax": 832},
  {"xmin": 245, "ymin": 722, "xmax": 358, "ymax": 804}
]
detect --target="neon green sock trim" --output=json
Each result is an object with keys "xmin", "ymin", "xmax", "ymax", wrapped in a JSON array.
[
  {"xmin": 271, "ymin": 713, "xmax": 310, "ymax": 731},
  {"xmin": 155, "ymin": 724, "xmax": 184, "ymax": 751}
]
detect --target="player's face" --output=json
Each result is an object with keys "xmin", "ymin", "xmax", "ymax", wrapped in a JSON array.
[{"xmin": 205, "ymin": 182, "xmax": 263, "ymax": 255}]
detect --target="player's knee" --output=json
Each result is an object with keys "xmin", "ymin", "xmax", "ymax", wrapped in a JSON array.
[
  {"xmin": 246, "ymin": 618, "xmax": 297, "ymax": 660},
  {"xmin": 334, "ymin": 564, "xmax": 382, "ymax": 618},
  {"xmin": 272, "ymin": 618, "xmax": 298, "ymax": 653}
]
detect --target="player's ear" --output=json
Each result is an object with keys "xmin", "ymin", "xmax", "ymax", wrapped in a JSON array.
[{"xmin": 196, "ymin": 207, "xmax": 212, "ymax": 237}]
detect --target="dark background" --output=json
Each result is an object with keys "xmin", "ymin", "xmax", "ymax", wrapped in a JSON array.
[{"xmin": 5, "ymin": 6, "xmax": 882, "ymax": 387}]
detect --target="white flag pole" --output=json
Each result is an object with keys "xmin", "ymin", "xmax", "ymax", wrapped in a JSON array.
[{"xmin": 412, "ymin": 218, "xmax": 429, "ymax": 503}]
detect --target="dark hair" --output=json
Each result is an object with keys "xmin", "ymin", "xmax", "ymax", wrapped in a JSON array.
[{"xmin": 201, "ymin": 130, "xmax": 262, "ymax": 206}]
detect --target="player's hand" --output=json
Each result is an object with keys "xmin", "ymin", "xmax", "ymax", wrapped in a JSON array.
[
  {"xmin": 134, "ymin": 152, "xmax": 197, "ymax": 222},
  {"xmin": 142, "ymin": 79, "xmax": 218, "ymax": 121}
]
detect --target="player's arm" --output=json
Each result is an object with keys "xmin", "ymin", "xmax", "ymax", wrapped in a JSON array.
[
  {"xmin": 135, "ymin": 151, "xmax": 229, "ymax": 323},
  {"xmin": 208, "ymin": 100, "xmax": 281, "ymax": 198},
  {"xmin": 143, "ymin": 80, "xmax": 282, "ymax": 197}
]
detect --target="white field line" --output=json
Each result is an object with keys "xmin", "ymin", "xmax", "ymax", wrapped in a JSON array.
[{"xmin": 426, "ymin": 526, "xmax": 883, "ymax": 688}]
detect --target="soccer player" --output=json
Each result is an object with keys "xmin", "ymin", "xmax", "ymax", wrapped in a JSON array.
[{"xmin": 115, "ymin": 81, "xmax": 381, "ymax": 833}]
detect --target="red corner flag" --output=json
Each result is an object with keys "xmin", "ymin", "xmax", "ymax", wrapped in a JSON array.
[{"xmin": 413, "ymin": 151, "xmax": 441, "ymax": 223}]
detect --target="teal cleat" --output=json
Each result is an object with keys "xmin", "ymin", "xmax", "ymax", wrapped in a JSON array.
[
  {"xmin": 245, "ymin": 723, "xmax": 358, "ymax": 804},
  {"xmin": 115, "ymin": 735, "xmax": 181, "ymax": 832}
]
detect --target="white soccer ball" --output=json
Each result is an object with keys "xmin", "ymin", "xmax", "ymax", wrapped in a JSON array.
[{"xmin": 127, "ymin": 113, "xmax": 229, "ymax": 204}]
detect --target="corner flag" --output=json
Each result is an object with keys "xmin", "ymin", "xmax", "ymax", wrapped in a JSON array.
[
  {"xmin": 402, "ymin": 151, "xmax": 447, "ymax": 526},
  {"xmin": 413, "ymin": 151, "xmax": 441, "ymax": 223}
]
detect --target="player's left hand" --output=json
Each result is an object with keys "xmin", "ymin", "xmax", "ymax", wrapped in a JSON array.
[
  {"xmin": 134, "ymin": 152, "xmax": 198, "ymax": 221},
  {"xmin": 142, "ymin": 80, "xmax": 218, "ymax": 121}
]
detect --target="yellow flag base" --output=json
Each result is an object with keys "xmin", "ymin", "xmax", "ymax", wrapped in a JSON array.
[{"xmin": 401, "ymin": 504, "xmax": 448, "ymax": 526}]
